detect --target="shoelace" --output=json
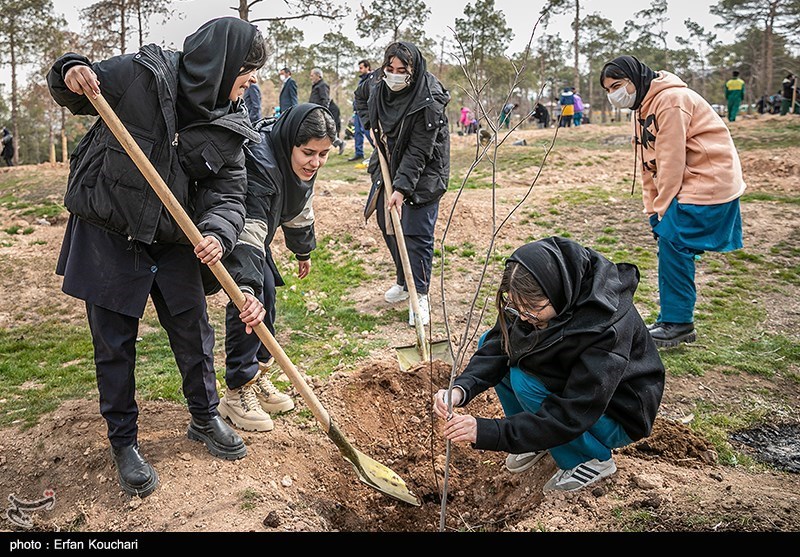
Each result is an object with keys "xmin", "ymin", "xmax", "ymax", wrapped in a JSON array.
[
  {"xmin": 256, "ymin": 376, "xmax": 279, "ymax": 396},
  {"xmin": 239, "ymin": 385, "xmax": 261, "ymax": 412}
]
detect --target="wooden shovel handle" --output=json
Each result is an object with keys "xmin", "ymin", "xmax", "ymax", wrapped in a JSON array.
[
  {"xmin": 375, "ymin": 145, "xmax": 429, "ymax": 361},
  {"xmin": 87, "ymin": 93, "xmax": 332, "ymax": 432}
]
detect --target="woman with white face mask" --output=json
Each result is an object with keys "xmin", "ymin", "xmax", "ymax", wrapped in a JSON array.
[
  {"xmin": 354, "ymin": 42, "xmax": 451, "ymax": 328},
  {"xmin": 600, "ymin": 55, "xmax": 746, "ymax": 348}
]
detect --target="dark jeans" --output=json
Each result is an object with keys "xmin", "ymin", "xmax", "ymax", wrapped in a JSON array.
[
  {"xmin": 353, "ymin": 113, "xmax": 374, "ymax": 157},
  {"xmin": 375, "ymin": 193, "xmax": 438, "ymax": 295},
  {"xmin": 224, "ymin": 257, "xmax": 278, "ymax": 389},
  {"xmin": 86, "ymin": 285, "xmax": 218, "ymax": 448}
]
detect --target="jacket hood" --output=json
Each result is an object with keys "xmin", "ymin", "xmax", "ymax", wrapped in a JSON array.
[
  {"xmin": 503, "ymin": 237, "xmax": 640, "ymax": 364},
  {"xmin": 640, "ymin": 70, "xmax": 687, "ymax": 111},
  {"xmin": 262, "ymin": 103, "xmax": 330, "ymax": 221},
  {"xmin": 177, "ymin": 17, "xmax": 259, "ymax": 126}
]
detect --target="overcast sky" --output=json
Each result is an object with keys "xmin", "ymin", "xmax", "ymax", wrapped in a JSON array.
[{"xmin": 4, "ymin": 0, "xmax": 735, "ymax": 86}]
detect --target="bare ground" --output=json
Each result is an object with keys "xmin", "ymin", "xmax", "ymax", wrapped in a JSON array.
[{"xmin": 0, "ymin": 118, "xmax": 799, "ymax": 534}]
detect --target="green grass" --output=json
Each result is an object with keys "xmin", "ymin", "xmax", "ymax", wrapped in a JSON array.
[
  {"xmin": 0, "ymin": 235, "xmax": 385, "ymax": 427},
  {"xmin": 0, "ymin": 323, "xmax": 96, "ymax": 428},
  {"xmin": 658, "ymin": 250, "xmax": 800, "ymax": 380},
  {"xmin": 730, "ymin": 120, "xmax": 800, "ymax": 150},
  {"xmin": 741, "ymin": 192, "xmax": 800, "ymax": 205},
  {"xmin": 269, "ymin": 236, "xmax": 384, "ymax": 378}
]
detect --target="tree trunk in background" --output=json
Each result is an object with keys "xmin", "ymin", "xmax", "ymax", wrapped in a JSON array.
[
  {"xmin": 119, "ymin": 1, "xmax": 127, "ymax": 53},
  {"xmin": 573, "ymin": 0, "xmax": 580, "ymax": 90},
  {"xmin": 61, "ymin": 107, "xmax": 68, "ymax": 163},
  {"xmin": 136, "ymin": 0, "xmax": 144, "ymax": 47},
  {"xmin": 49, "ymin": 124, "xmax": 56, "ymax": 164},
  {"xmin": 10, "ymin": 27, "xmax": 20, "ymax": 165},
  {"xmin": 237, "ymin": 0, "xmax": 250, "ymax": 21}
]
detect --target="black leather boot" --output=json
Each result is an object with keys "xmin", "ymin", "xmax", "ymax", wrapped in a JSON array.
[
  {"xmin": 187, "ymin": 415, "xmax": 247, "ymax": 460},
  {"xmin": 110, "ymin": 443, "xmax": 159, "ymax": 498},
  {"xmin": 649, "ymin": 322, "xmax": 696, "ymax": 348}
]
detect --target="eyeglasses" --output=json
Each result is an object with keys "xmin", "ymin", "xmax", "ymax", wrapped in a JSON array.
[{"xmin": 503, "ymin": 298, "xmax": 550, "ymax": 323}]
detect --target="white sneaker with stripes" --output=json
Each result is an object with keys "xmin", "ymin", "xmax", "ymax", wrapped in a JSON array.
[{"xmin": 543, "ymin": 457, "xmax": 617, "ymax": 492}]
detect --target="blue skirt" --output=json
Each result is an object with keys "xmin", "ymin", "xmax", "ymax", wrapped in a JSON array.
[{"xmin": 654, "ymin": 197, "xmax": 743, "ymax": 253}]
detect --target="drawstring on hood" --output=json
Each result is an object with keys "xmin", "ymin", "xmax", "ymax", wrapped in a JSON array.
[{"xmin": 601, "ymin": 55, "xmax": 658, "ymax": 196}]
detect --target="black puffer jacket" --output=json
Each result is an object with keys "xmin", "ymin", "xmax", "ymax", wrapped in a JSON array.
[
  {"xmin": 355, "ymin": 68, "xmax": 450, "ymax": 207},
  {"xmin": 47, "ymin": 45, "xmax": 259, "ymax": 253}
]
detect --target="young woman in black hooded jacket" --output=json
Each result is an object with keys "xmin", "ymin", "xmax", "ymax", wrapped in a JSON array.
[
  {"xmin": 355, "ymin": 41, "xmax": 450, "ymax": 327},
  {"xmin": 47, "ymin": 17, "xmax": 268, "ymax": 499},
  {"xmin": 433, "ymin": 237, "xmax": 665, "ymax": 493},
  {"xmin": 202, "ymin": 104, "xmax": 337, "ymax": 434}
]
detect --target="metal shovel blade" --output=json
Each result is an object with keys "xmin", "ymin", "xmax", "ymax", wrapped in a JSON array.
[
  {"xmin": 327, "ymin": 422, "xmax": 421, "ymax": 506},
  {"xmin": 396, "ymin": 339, "xmax": 454, "ymax": 372}
]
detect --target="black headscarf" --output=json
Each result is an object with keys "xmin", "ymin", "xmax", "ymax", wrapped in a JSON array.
[
  {"xmin": 600, "ymin": 55, "xmax": 657, "ymax": 111},
  {"xmin": 503, "ymin": 237, "xmax": 623, "ymax": 364},
  {"xmin": 267, "ymin": 103, "xmax": 331, "ymax": 221},
  {"xmin": 177, "ymin": 17, "xmax": 258, "ymax": 128},
  {"xmin": 376, "ymin": 41, "xmax": 428, "ymax": 137}
]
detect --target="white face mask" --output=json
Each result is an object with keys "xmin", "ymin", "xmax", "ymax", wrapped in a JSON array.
[
  {"xmin": 384, "ymin": 72, "xmax": 411, "ymax": 92},
  {"xmin": 279, "ymin": 74, "xmax": 287, "ymax": 82},
  {"xmin": 607, "ymin": 83, "xmax": 636, "ymax": 109}
]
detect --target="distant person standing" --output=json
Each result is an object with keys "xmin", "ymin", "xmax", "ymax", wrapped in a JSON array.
[
  {"xmin": 459, "ymin": 106, "xmax": 471, "ymax": 133},
  {"xmin": 724, "ymin": 71, "xmax": 745, "ymax": 122},
  {"xmin": 308, "ymin": 67, "xmax": 331, "ymax": 108},
  {"xmin": 559, "ymin": 87, "xmax": 574, "ymax": 127},
  {"xmin": 349, "ymin": 59, "xmax": 375, "ymax": 161},
  {"xmin": 572, "ymin": 88, "xmax": 584, "ymax": 126},
  {"xmin": 1, "ymin": 127, "xmax": 13, "ymax": 166},
  {"xmin": 244, "ymin": 78, "xmax": 262, "ymax": 124},
  {"xmin": 309, "ymin": 68, "xmax": 343, "ymax": 154},
  {"xmin": 780, "ymin": 74, "xmax": 799, "ymax": 115},
  {"xmin": 278, "ymin": 67, "xmax": 298, "ymax": 115}
]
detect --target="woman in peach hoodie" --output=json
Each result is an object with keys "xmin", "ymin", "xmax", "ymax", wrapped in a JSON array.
[{"xmin": 600, "ymin": 55, "xmax": 745, "ymax": 348}]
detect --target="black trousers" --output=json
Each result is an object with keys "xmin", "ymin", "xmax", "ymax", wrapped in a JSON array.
[
  {"xmin": 376, "ymin": 193, "xmax": 439, "ymax": 296},
  {"xmin": 224, "ymin": 256, "xmax": 278, "ymax": 389},
  {"xmin": 86, "ymin": 282, "xmax": 218, "ymax": 448}
]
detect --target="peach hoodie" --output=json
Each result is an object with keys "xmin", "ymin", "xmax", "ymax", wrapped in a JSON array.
[{"xmin": 635, "ymin": 71, "xmax": 746, "ymax": 218}]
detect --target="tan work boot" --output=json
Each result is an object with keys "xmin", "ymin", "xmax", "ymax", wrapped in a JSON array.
[
  {"xmin": 255, "ymin": 359, "xmax": 295, "ymax": 414},
  {"xmin": 218, "ymin": 381, "xmax": 275, "ymax": 432}
]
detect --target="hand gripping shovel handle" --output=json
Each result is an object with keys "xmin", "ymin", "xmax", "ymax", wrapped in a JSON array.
[
  {"xmin": 375, "ymin": 145, "xmax": 429, "ymax": 362},
  {"xmin": 86, "ymin": 94, "xmax": 421, "ymax": 506}
]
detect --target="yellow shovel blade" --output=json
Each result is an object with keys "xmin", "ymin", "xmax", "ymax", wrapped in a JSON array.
[
  {"xmin": 327, "ymin": 422, "xmax": 421, "ymax": 506},
  {"xmin": 396, "ymin": 339, "xmax": 453, "ymax": 372}
]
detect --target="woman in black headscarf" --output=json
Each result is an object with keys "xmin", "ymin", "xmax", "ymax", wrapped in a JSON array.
[
  {"xmin": 205, "ymin": 104, "xmax": 337, "ymax": 434},
  {"xmin": 600, "ymin": 55, "xmax": 745, "ymax": 348},
  {"xmin": 47, "ymin": 17, "xmax": 268, "ymax": 499},
  {"xmin": 432, "ymin": 237, "xmax": 665, "ymax": 493},
  {"xmin": 354, "ymin": 41, "xmax": 450, "ymax": 327}
]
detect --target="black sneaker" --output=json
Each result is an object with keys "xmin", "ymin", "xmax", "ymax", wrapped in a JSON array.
[
  {"xmin": 646, "ymin": 321, "xmax": 662, "ymax": 331},
  {"xmin": 649, "ymin": 322, "xmax": 696, "ymax": 348},
  {"xmin": 348, "ymin": 154, "xmax": 364, "ymax": 162},
  {"xmin": 111, "ymin": 443, "xmax": 159, "ymax": 498},
  {"xmin": 187, "ymin": 415, "xmax": 247, "ymax": 460}
]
